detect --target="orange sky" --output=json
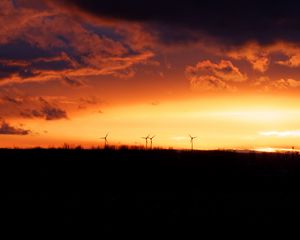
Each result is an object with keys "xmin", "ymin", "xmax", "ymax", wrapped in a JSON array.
[
  {"xmin": 2, "ymin": 0, "xmax": 300, "ymax": 149},
  {"xmin": 3, "ymin": 93, "xmax": 300, "ymax": 150}
]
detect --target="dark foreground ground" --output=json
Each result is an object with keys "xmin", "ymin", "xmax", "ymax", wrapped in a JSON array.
[{"xmin": 1, "ymin": 148, "xmax": 300, "ymax": 233}]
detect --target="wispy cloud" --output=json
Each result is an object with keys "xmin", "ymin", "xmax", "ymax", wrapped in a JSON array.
[
  {"xmin": 260, "ymin": 130, "xmax": 300, "ymax": 137},
  {"xmin": 0, "ymin": 1, "xmax": 156, "ymax": 86},
  {"xmin": 226, "ymin": 42, "xmax": 300, "ymax": 72},
  {"xmin": 185, "ymin": 60, "xmax": 246, "ymax": 91}
]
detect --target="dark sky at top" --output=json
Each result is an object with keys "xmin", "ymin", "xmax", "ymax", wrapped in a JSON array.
[{"xmin": 61, "ymin": 0, "xmax": 300, "ymax": 45}]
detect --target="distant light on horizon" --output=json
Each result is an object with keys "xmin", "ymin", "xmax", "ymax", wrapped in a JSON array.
[{"xmin": 254, "ymin": 147, "xmax": 300, "ymax": 153}]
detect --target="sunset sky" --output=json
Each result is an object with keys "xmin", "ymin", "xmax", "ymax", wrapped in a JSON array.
[{"xmin": 2, "ymin": 0, "xmax": 300, "ymax": 149}]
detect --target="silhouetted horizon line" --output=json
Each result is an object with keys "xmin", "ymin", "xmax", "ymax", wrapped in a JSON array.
[{"xmin": 0, "ymin": 145, "xmax": 299, "ymax": 154}]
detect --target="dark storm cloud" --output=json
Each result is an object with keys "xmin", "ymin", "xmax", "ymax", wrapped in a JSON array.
[
  {"xmin": 0, "ymin": 41, "xmax": 73, "ymax": 82},
  {"xmin": 21, "ymin": 107, "xmax": 68, "ymax": 120},
  {"xmin": 0, "ymin": 121, "xmax": 30, "ymax": 135},
  {"xmin": 20, "ymin": 97, "xmax": 68, "ymax": 121},
  {"xmin": 62, "ymin": 76, "xmax": 84, "ymax": 87},
  {"xmin": 31, "ymin": 60, "xmax": 72, "ymax": 71},
  {"xmin": 1, "ymin": 96, "xmax": 24, "ymax": 104},
  {"xmin": 61, "ymin": 0, "xmax": 300, "ymax": 45},
  {"xmin": 41, "ymin": 105, "xmax": 68, "ymax": 120},
  {"xmin": 38, "ymin": 97, "xmax": 68, "ymax": 120},
  {"xmin": 77, "ymin": 96, "xmax": 100, "ymax": 109},
  {"xmin": 0, "ymin": 41, "xmax": 54, "ymax": 61},
  {"xmin": 0, "ymin": 63, "xmax": 22, "ymax": 79},
  {"xmin": 20, "ymin": 109, "xmax": 44, "ymax": 119}
]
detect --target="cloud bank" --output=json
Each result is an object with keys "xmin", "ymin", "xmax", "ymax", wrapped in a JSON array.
[
  {"xmin": 0, "ymin": 121, "xmax": 30, "ymax": 135},
  {"xmin": 185, "ymin": 60, "xmax": 247, "ymax": 91},
  {"xmin": 0, "ymin": 0, "xmax": 155, "ymax": 86}
]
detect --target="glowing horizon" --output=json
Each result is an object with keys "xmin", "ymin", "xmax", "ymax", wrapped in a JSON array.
[{"xmin": 2, "ymin": 94, "xmax": 300, "ymax": 150}]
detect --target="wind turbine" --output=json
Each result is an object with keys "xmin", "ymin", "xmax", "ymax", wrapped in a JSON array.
[
  {"xmin": 100, "ymin": 133, "xmax": 109, "ymax": 148},
  {"xmin": 142, "ymin": 134, "xmax": 150, "ymax": 149},
  {"xmin": 149, "ymin": 135, "xmax": 156, "ymax": 149},
  {"xmin": 189, "ymin": 134, "xmax": 197, "ymax": 151}
]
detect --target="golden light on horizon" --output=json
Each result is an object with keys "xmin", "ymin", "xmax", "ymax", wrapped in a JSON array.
[{"xmin": 2, "ymin": 93, "xmax": 300, "ymax": 150}]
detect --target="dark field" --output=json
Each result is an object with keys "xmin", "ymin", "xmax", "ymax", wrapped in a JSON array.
[{"xmin": 1, "ymin": 148, "xmax": 300, "ymax": 232}]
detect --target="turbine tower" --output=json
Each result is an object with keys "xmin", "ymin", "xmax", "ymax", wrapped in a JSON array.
[
  {"xmin": 189, "ymin": 134, "xmax": 197, "ymax": 151},
  {"xmin": 149, "ymin": 135, "xmax": 156, "ymax": 149},
  {"xmin": 100, "ymin": 133, "xmax": 109, "ymax": 148},
  {"xmin": 142, "ymin": 135, "xmax": 150, "ymax": 149}
]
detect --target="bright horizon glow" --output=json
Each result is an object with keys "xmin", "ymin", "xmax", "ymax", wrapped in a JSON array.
[
  {"xmin": 253, "ymin": 147, "xmax": 300, "ymax": 153},
  {"xmin": 3, "ymin": 94, "xmax": 300, "ymax": 150}
]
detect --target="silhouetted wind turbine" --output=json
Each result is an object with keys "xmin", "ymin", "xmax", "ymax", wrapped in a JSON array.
[
  {"xmin": 142, "ymin": 135, "xmax": 150, "ymax": 149},
  {"xmin": 189, "ymin": 134, "xmax": 197, "ymax": 151},
  {"xmin": 100, "ymin": 133, "xmax": 109, "ymax": 148},
  {"xmin": 149, "ymin": 135, "xmax": 156, "ymax": 149}
]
